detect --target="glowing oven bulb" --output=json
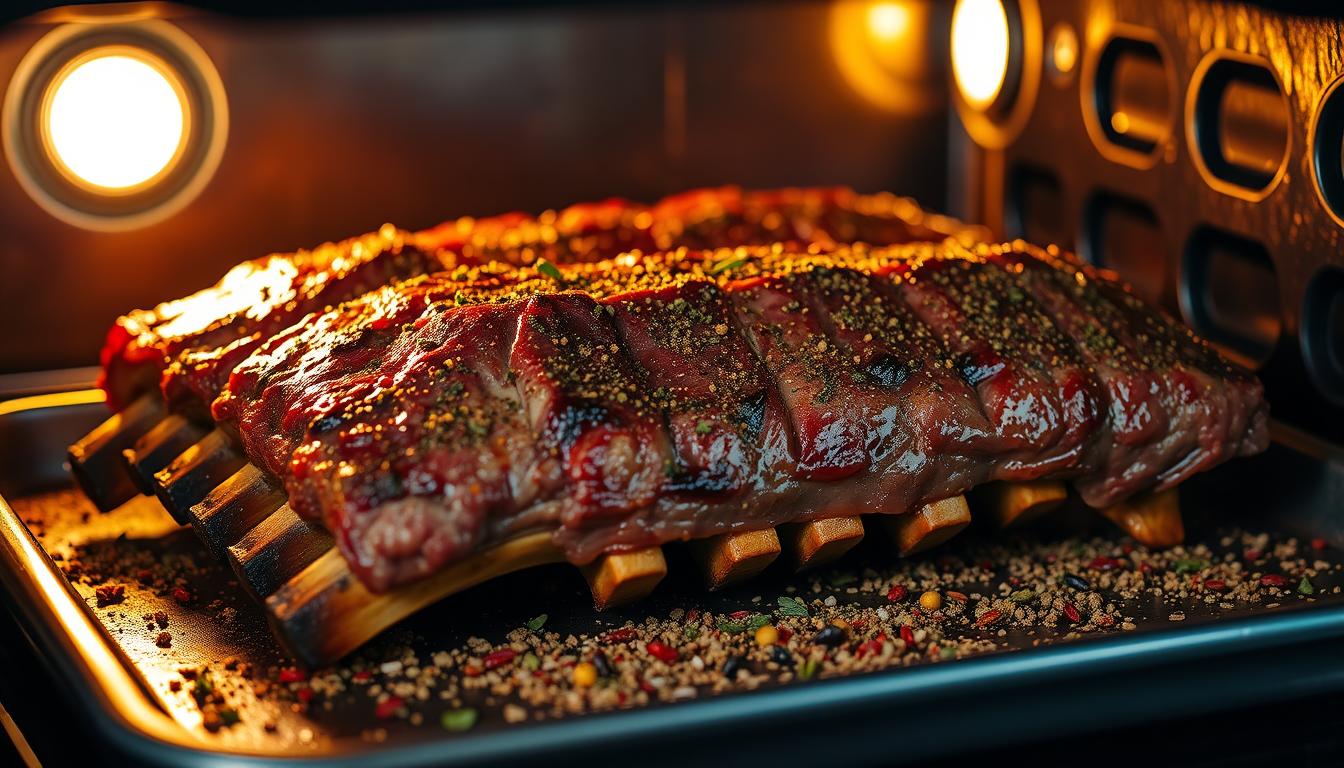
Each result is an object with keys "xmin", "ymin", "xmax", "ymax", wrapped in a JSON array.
[
  {"xmin": 44, "ymin": 52, "xmax": 186, "ymax": 191},
  {"xmin": 950, "ymin": 0, "xmax": 1012, "ymax": 110}
]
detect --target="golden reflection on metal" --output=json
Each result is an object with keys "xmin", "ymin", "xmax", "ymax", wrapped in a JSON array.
[
  {"xmin": 829, "ymin": 0, "xmax": 940, "ymax": 114},
  {"xmin": 1079, "ymin": 22, "xmax": 1174, "ymax": 170},
  {"xmin": 950, "ymin": 0, "xmax": 1011, "ymax": 110},
  {"xmin": 41, "ymin": 47, "xmax": 188, "ymax": 193},
  {"xmin": 1047, "ymin": 22, "xmax": 1078, "ymax": 84},
  {"xmin": 950, "ymin": 0, "xmax": 1040, "ymax": 150}
]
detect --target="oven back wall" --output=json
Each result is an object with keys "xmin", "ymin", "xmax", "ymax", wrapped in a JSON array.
[{"xmin": 0, "ymin": 1, "xmax": 950, "ymax": 374}]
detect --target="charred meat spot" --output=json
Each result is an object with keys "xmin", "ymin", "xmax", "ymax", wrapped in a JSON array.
[
  {"xmin": 547, "ymin": 402, "xmax": 614, "ymax": 450},
  {"xmin": 956, "ymin": 352, "xmax": 1005, "ymax": 387},
  {"xmin": 864, "ymin": 354, "xmax": 910, "ymax": 389},
  {"xmin": 735, "ymin": 392, "xmax": 767, "ymax": 436},
  {"xmin": 310, "ymin": 413, "xmax": 345, "ymax": 435},
  {"xmin": 665, "ymin": 468, "xmax": 737, "ymax": 495}
]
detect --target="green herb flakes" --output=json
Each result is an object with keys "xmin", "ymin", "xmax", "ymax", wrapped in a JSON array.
[
  {"xmin": 798, "ymin": 658, "xmax": 820, "ymax": 680},
  {"xmin": 717, "ymin": 619, "xmax": 747, "ymax": 635},
  {"xmin": 1299, "ymin": 576, "xmax": 1316, "ymax": 595},
  {"xmin": 746, "ymin": 614, "xmax": 771, "ymax": 629},
  {"xmin": 695, "ymin": 420, "xmax": 713, "ymax": 435},
  {"xmin": 522, "ymin": 652, "xmax": 541, "ymax": 671},
  {"xmin": 525, "ymin": 613, "xmax": 548, "ymax": 632},
  {"xmin": 776, "ymin": 596, "xmax": 809, "ymax": 617},
  {"xmin": 441, "ymin": 707, "xmax": 478, "ymax": 732},
  {"xmin": 1173, "ymin": 558, "xmax": 1208, "ymax": 574},
  {"xmin": 709, "ymin": 255, "xmax": 748, "ymax": 275},
  {"xmin": 536, "ymin": 259, "xmax": 565, "ymax": 282},
  {"xmin": 1008, "ymin": 589, "xmax": 1035, "ymax": 603},
  {"xmin": 683, "ymin": 625, "xmax": 701, "ymax": 640}
]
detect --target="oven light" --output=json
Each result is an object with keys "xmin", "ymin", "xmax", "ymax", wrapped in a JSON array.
[
  {"xmin": 867, "ymin": 2, "xmax": 912, "ymax": 44},
  {"xmin": 42, "ymin": 49, "xmax": 187, "ymax": 191},
  {"xmin": 950, "ymin": 0, "xmax": 1012, "ymax": 110}
]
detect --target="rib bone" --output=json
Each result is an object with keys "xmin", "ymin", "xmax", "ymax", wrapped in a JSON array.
[
  {"xmin": 67, "ymin": 392, "xmax": 165, "ymax": 511},
  {"xmin": 883, "ymin": 496, "xmax": 972, "ymax": 556},
  {"xmin": 689, "ymin": 528, "xmax": 782, "ymax": 589},
  {"xmin": 780, "ymin": 517, "xmax": 866, "ymax": 571},
  {"xmin": 978, "ymin": 481, "xmax": 1069, "ymax": 528},
  {"xmin": 1099, "ymin": 488, "xmax": 1184, "ymax": 547},
  {"xmin": 581, "ymin": 548, "xmax": 668, "ymax": 609}
]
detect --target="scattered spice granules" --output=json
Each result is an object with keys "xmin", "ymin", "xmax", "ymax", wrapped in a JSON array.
[{"xmin": 36, "ymin": 493, "xmax": 1343, "ymax": 741}]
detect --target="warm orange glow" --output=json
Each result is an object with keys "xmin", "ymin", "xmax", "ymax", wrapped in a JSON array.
[
  {"xmin": 951, "ymin": 0, "xmax": 1012, "ymax": 109},
  {"xmin": 1049, "ymin": 22, "xmax": 1079, "ymax": 78},
  {"xmin": 830, "ymin": 1, "xmax": 937, "ymax": 114},
  {"xmin": 42, "ymin": 49, "xmax": 187, "ymax": 191},
  {"xmin": 867, "ymin": 2, "xmax": 912, "ymax": 43}
]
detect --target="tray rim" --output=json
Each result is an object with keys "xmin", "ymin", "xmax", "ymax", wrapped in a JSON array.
[{"xmin": 3, "ymin": 389, "xmax": 1344, "ymax": 766}]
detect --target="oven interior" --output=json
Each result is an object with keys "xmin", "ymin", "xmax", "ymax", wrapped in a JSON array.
[{"xmin": 0, "ymin": 1, "xmax": 1341, "ymax": 764}]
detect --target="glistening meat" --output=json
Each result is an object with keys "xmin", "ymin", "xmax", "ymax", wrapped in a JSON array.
[{"xmin": 215, "ymin": 241, "xmax": 1268, "ymax": 592}]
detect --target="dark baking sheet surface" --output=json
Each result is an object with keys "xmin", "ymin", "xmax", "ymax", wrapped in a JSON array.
[{"xmin": 3, "ymin": 392, "xmax": 1344, "ymax": 766}]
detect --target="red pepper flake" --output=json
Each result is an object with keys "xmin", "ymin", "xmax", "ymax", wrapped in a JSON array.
[
  {"xmin": 974, "ymin": 609, "xmax": 1002, "ymax": 629},
  {"xmin": 1311, "ymin": 538, "xmax": 1329, "ymax": 552},
  {"xmin": 945, "ymin": 590, "xmax": 969, "ymax": 603},
  {"xmin": 155, "ymin": 632, "xmax": 172, "ymax": 648},
  {"xmin": 278, "ymin": 668, "xmax": 307, "ymax": 684},
  {"xmin": 136, "ymin": 569, "xmax": 153, "ymax": 582},
  {"xmin": 639, "ymin": 679, "xmax": 655, "ymax": 694},
  {"xmin": 886, "ymin": 584, "xmax": 908, "ymax": 602},
  {"xmin": 899, "ymin": 625, "xmax": 916, "ymax": 646},
  {"xmin": 1139, "ymin": 562, "xmax": 1153, "ymax": 575},
  {"xmin": 352, "ymin": 670, "xmax": 372, "ymax": 682},
  {"xmin": 483, "ymin": 648, "xmax": 517, "ymax": 670},
  {"xmin": 172, "ymin": 587, "xmax": 193, "ymax": 605},
  {"xmin": 1259, "ymin": 574, "xmax": 1289, "ymax": 587},
  {"xmin": 1063, "ymin": 603, "xmax": 1081, "ymax": 623},
  {"xmin": 729, "ymin": 610, "xmax": 752, "ymax": 620},
  {"xmin": 296, "ymin": 687, "xmax": 314, "ymax": 703},
  {"xmin": 1095, "ymin": 614, "xmax": 1116, "ymax": 628},
  {"xmin": 777, "ymin": 628, "xmax": 793, "ymax": 643},
  {"xmin": 463, "ymin": 665, "xmax": 482, "ymax": 678},
  {"xmin": 1089, "ymin": 556, "xmax": 1124, "ymax": 571},
  {"xmin": 686, "ymin": 609, "xmax": 700, "ymax": 622},
  {"xmin": 849, "ymin": 619, "xmax": 866, "ymax": 631},
  {"xmin": 95, "ymin": 584, "xmax": 125, "ymax": 607},
  {"xmin": 602, "ymin": 628, "xmax": 636, "ymax": 644},
  {"xmin": 979, "ymin": 560, "xmax": 994, "ymax": 572},
  {"xmin": 1121, "ymin": 543, "xmax": 1134, "ymax": 555},
  {"xmin": 375, "ymin": 696, "xmax": 403, "ymax": 719},
  {"xmin": 169, "ymin": 680, "xmax": 181, "ymax": 692},
  {"xmin": 856, "ymin": 638, "xmax": 883, "ymax": 657},
  {"xmin": 645, "ymin": 641, "xmax": 679, "ymax": 663},
  {"xmin": 1204, "ymin": 578, "xmax": 1227, "ymax": 592},
  {"xmin": 1243, "ymin": 549, "xmax": 1262, "ymax": 562}
]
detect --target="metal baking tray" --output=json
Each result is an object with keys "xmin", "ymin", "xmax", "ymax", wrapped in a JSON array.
[{"xmin": 2, "ymin": 386, "xmax": 1343, "ymax": 766}]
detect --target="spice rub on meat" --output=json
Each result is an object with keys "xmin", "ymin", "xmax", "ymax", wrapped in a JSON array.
[
  {"xmin": 98, "ymin": 187, "xmax": 972, "ymax": 417},
  {"xmin": 214, "ymin": 241, "xmax": 1268, "ymax": 592}
]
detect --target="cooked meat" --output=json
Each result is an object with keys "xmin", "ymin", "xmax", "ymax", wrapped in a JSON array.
[
  {"xmin": 214, "ymin": 241, "xmax": 1268, "ymax": 592},
  {"xmin": 98, "ymin": 188, "xmax": 969, "ymax": 413}
]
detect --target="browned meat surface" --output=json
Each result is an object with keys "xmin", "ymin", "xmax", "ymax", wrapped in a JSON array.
[
  {"xmin": 99, "ymin": 188, "xmax": 971, "ymax": 413},
  {"xmin": 215, "ymin": 242, "xmax": 1268, "ymax": 592}
]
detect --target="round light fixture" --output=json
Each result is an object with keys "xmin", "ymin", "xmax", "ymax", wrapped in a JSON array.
[
  {"xmin": 950, "ymin": 0, "xmax": 1012, "ymax": 110},
  {"xmin": 3, "ymin": 20, "xmax": 226, "ymax": 231}
]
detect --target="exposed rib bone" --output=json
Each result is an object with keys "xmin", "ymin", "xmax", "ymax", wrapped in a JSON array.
[
  {"xmin": 689, "ymin": 528, "xmax": 781, "ymax": 589},
  {"xmin": 883, "ymin": 496, "xmax": 972, "ymax": 556},
  {"xmin": 267, "ymin": 532, "xmax": 563, "ymax": 667},
  {"xmin": 189, "ymin": 463, "xmax": 286, "ymax": 555},
  {"xmin": 123, "ymin": 415, "xmax": 208, "ymax": 494},
  {"xmin": 1099, "ymin": 488, "xmax": 1184, "ymax": 547},
  {"xmin": 580, "ymin": 548, "xmax": 668, "ymax": 609},
  {"xmin": 780, "ymin": 517, "xmax": 865, "ymax": 571},
  {"xmin": 226, "ymin": 504, "xmax": 334, "ymax": 599},
  {"xmin": 151, "ymin": 430, "xmax": 246, "ymax": 522},
  {"xmin": 67, "ymin": 393, "xmax": 164, "ymax": 511},
  {"xmin": 977, "ymin": 481, "xmax": 1069, "ymax": 528}
]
